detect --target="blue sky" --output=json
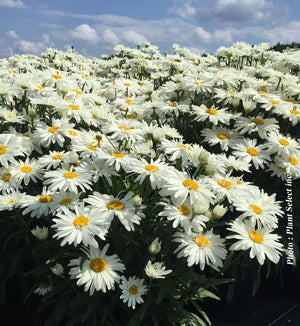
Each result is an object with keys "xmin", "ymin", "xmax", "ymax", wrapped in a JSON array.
[{"xmin": 1, "ymin": 0, "xmax": 300, "ymax": 58}]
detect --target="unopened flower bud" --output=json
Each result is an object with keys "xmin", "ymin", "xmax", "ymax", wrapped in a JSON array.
[
  {"xmin": 31, "ymin": 226, "xmax": 48, "ymax": 240},
  {"xmin": 51, "ymin": 263, "xmax": 64, "ymax": 276},
  {"xmin": 28, "ymin": 107, "xmax": 37, "ymax": 118},
  {"xmin": 149, "ymin": 237, "xmax": 161, "ymax": 255},
  {"xmin": 212, "ymin": 205, "xmax": 228, "ymax": 219},
  {"xmin": 95, "ymin": 132, "xmax": 102, "ymax": 142},
  {"xmin": 204, "ymin": 211, "xmax": 213, "ymax": 219},
  {"xmin": 193, "ymin": 201, "xmax": 209, "ymax": 215},
  {"xmin": 132, "ymin": 195, "xmax": 142, "ymax": 207}
]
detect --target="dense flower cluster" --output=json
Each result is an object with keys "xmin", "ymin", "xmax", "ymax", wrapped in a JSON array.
[{"xmin": 0, "ymin": 41, "xmax": 299, "ymax": 323}]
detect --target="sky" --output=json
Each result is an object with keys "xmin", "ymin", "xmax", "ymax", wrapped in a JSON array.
[{"xmin": 0, "ymin": 0, "xmax": 300, "ymax": 58}]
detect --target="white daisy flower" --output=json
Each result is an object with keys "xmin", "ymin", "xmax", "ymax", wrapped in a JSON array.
[
  {"xmin": 43, "ymin": 167, "xmax": 92, "ymax": 194},
  {"xmin": 201, "ymin": 126, "xmax": 241, "ymax": 151},
  {"xmin": 192, "ymin": 104, "xmax": 232, "ymax": 126},
  {"xmin": 0, "ymin": 167, "xmax": 21, "ymax": 193},
  {"xmin": 227, "ymin": 220, "xmax": 283, "ymax": 265},
  {"xmin": 52, "ymin": 203, "xmax": 109, "ymax": 247},
  {"xmin": 159, "ymin": 171, "xmax": 215, "ymax": 207},
  {"xmin": 22, "ymin": 187, "xmax": 56, "ymax": 218},
  {"xmin": 84, "ymin": 191, "xmax": 144, "ymax": 231},
  {"xmin": 38, "ymin": 151, "xmax": 66, "ymax": 169},
  {"xmin": 234, "ymin": 116, "xmax": 279, "ymax": 139},
  {"xmin": 119, "ymin": 276, "xmax": 148, "ymax": 309},
  {"xmin": 174, "ymin": 229, "xmax": 227, "ymax": 270},
  {"xmin": 11, "ymin": 158, "xmax": 44, "ymax": 185},
  {"xmin": 0, "ymin": 133, "xmax": 27, "ymax": 168},
  {"xmin": 232, "ymin": 138, "xmax": 271, "ymax": 170},
  {"xmin": 50, "ymin": 191, "xmax": 81, "ymax": 214},
  {"xmin": 68, "ymin": 244, "xmax": 126, "ymax": 295},
  {"xmin": 232, "ymin": 188, "xmax": 283, "ymax": 228},
  {"xmin": 128, "ymin": 158, "xmax": 171, "ymax": 190},
  {"xmin": 265, "ymin": 132, "xmax": 300, "ymax": 156}
]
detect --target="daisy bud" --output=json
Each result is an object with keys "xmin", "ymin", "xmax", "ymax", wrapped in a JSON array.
[
  {"xmin": 95, "ymin": 132, "xmax": 102, "ymax": 142},
  {"xmin": 204, "ymin": 211, "xmax": 213, "ymax": 220},
  {"xmin": 205, "ymin": 162, "xmax": 217, "ymax": 175},
  {"xmin": 146, "ymin": 139, "xmax": 153, "ymax": 148},
  {"xmin": 28, "ymin": 107, "xmax": 37, "ymax": 118},
  {"xmin": 31, "ymin": 226, "xmax": 48, "ymax": 240},
  {"xmin": 243, "ymin": 99, "xmax": 256, "ymax": 113},
  {"xmin": 132, "ymin": 195, "xmax": 143, "ymax": 207},
  {"xmin": 198, "ymin": 151, "xmax": 209, "ymax": 164},
  {"xmin": 51, "ymin": 263, "xmax": 64, "ymax": 276},
  {"xmin": 148, "ymin": 237, "xmax": 161, "ymax": 255},
  {"xmin": 232, "ymin": 97, "xmax": 240, "ymax": 108},
  {"xmin": 193, "ymin": 201, "xmax": 209, "ymax": 215},
  {"xmin": 212, "ymin": 205, "xmax": 228, "ymax": 219}
]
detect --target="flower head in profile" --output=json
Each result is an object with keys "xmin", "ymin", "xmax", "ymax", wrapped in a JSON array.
[
  {"xmin": 119, "ymin": 276, "xmax": 148, "ymax": 309},
  {"xmin": 144, "ymin": 260, "xmax": 172, "ymax": 279}
]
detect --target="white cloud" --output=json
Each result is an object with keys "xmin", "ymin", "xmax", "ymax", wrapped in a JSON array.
[
  {"xmin": 194, "ymin": 27, "xmax": 212, "ymax": 43},
  {"xmin": 0, "ymin": 0, "xmax": 26, "ymax": 8},
  {"xmin": 122, "ymin": 31, "xmax": 147, "ymax": 44},
  {"xmin": 102, "ymin": 29, "xmax": 119, "ymax": 45},
  {"xmin": 171, "ymin": 0, "xmax": 288, "ymax": 23},
  {"xmin": 6, "ymin": 30, "xmax": 18, "ymax": 39},
  {"xmin": 15, "ymin": 34, "xmax": 54, "ymax": 55},
  {"xmin": 70, "ymin": 24, "xmax": 99, "ymax": 43}
]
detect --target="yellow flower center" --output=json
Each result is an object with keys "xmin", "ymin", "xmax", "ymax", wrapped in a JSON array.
[
  {"xmin": 289, "ymin": 156, "xmax": 298, "ymax": 165},
  {"xmin": 68, "ymin": 104, "xmax": 79, "ymax": 110},
  {"xmin": 51, "ymin": 74, "xmax": 62, "ymax": 79},
  {"xmin": 52, "ymin": 154, "xmax": 64, "ymax": 160},
  {"xmin": 218, "ymin": 134, "xmax": 230, "ymax": 140},
  {"xmin": 217, "ymin": 179, "xmax": 232, "ymax": 189},
  {"xmin": 145, "ymin": 164, "xmax": 159, "ymax": 172},
  {"xmin": 168, "ymin": 102, "xmax": 178, "ymax": 107},
  {"xmin": 48, "ymin": 126, "xmax": 59, "ymax": 133},
  {"xmin": 39, "ymin": 195, "xmax": 53, "ymax": 203},
  {"xmin": 194, "ymin": 236, "xmax": 210, "ymax": 247},
  {"xmin": 125, "ymin": 99, "xmax": 133, "ymax": 105},
  {"xmin": 90, "ymin": 258, "xmax": 107, "ymax": 272},
  {"xmin": 178, "ymin": 205, "xmax": 191, "ymax": 215},
  {"xmin": 2, "ymin": 173, "xmax": 12, "ymax": 182},
  {"xmin": 73, "ymin": 216, "xmax": 89, "ymax": 228},
  {"xmin": 279, "ymin": 138, "xmax": 289, "ymax": 146},
  {"xmin": 124, "ymin": 82, "xmax": 131, "ymax": 87},
  {"xmin": 269, "ymin": 100, "xmax": 279, "ymax": 105},
  {"xmin": 60, "ymin": 198, "xmax": 72, "ymax": 206},
  {"xmin": 229, "ymin": 91, "xmax": 235, "ymax": 95},
  {"xmin": 118, "ymin": 126, "xmax": 131, "ymax": 131},
  {"xmin": 129, "ymin": 285, "xmax": 138, "ymax": 295},
  {"xmin": 182, "ymin": 179, "xmax": 199, "ymax": 191},
  {"xmin": 290, "ymin": 110, "xmax": 299, "ymax": 115},
  {"xmin": 260, "ymin": 85, "xmax": 267, "ymax": 89},
  {"xmin": 251, "ymin": 118, "xmax": 264, "ymax": 125},
  {"xmin": 250, "ymin": 204, "xmax": 262, "ymax": 215},
  {"xmin": 72, "ymin": 89, "xmax": 82, "ymax": 94},
  {"xmin": 20, "ymin": 166, "xmax": 32, "ymax": 173},
  {"xmin": 63, "ymin": 172, "xmax": 78, "ymax": 179},
  {"xmin": 7, "ymin": 200, "xmax": 14, "ymax": 204},
  {"xmin": 180, "ymin": 144, "xmax": 192, "ymax": 150},
  {"xmin": 258, "ymin": 91, "xmax": 268, "ymax": 95},
  {"xmin": 111, "ymin": 152, "xmax": 125, "ymax": 158},
  {"xmin": 206, "ymin": 108, "xmax": 217, "ymax": 115},
  {"xmin": 36, "ymin": 85, "xmax": 45, "ymax": 90},
  {"xmin": 88, "ymin": 144, "xmax": 97, "ymax": 151},
  {"xmin": 277, "ymin": 166, "xmax": 286, "ymax": 172},
  {"xmin": 248, "ymin": 231, "xmax": 264, "ymax": 244},
  {"xmin": 106, "ymin": 200, "xmax": 124, "ymax": 210},
  {"xmin": 127, "ymin": 114, "xmax": 137, "ymax": 119},
  {"xmin": 194, "ymin": 81, "xmax": 204, "ymax": 85},
  {"xmin": 247, "ymin": 148, "xmax": 258, "ymax": 156},
  {"xmin": 0, "ymin": 145, "xmax": 6, "ymax": 155},
  {"xmin": 68, "ymin": 130, "xmax": 78, "ymax": 136}
]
